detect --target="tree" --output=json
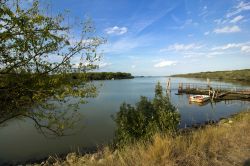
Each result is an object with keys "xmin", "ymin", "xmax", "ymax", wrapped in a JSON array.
[
  {"xmin": 113, "ymin": 82, "xmax": 180, "ymax": 146},
  {"xmin": 0, "ymin": 0, "xmax": 105, "ymax": 136}
]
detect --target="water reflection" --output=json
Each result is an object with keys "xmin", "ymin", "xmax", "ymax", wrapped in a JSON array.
[
  {"xmin": 0, "ymin": 83, "xmax": 99, "ymax": 138},
  {"xmin": 0, "ymin": 102, "xmax": 80, "ymax": 138},
  {"xmin": 189, "ymin": 100, "xmax": 211, "ymax": 106}
]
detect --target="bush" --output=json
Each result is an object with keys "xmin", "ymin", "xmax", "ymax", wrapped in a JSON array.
[{"xmin": 113, "ymin": 82, "xmax": 180, "ymax": 146}]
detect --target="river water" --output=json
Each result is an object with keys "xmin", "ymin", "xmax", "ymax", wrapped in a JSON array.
[{"xmin": 0, "ymin": 77, "xmax": 250, "ymax": 165}]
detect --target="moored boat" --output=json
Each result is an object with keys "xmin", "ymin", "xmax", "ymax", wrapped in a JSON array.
[{"xmin": 189, "ymin": 95, "xmax": 210, "ymax": 103}]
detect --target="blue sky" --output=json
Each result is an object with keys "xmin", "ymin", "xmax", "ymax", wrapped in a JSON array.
[{"xmin": 39, "ymin": 0, "xmax": 250, "ymax": 75}]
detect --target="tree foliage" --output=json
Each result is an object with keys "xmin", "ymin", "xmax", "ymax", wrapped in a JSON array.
[
  {"xmin": 171, "ymin": 69, "xmax": 250, "ymax": 83},
  {"xmin": 84, "ymin": 72, "xmax": 134, "ymax": 80},
  {"xmin": 113, "ymin": 82, "xmax": 180, "ymax": 146},
  {"xmin": 0, "ymin": 0, "xmax": 105, "ymax": 136},
  {"xmin": 0, "ymin": 0, "xmax": 104, "ymax": 74}
]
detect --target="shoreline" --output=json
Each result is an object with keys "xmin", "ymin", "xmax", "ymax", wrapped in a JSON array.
[
  {"xmin": 171, "ymin": 69, "xmax": 250, "ymax": 85},
  {"xmin": 27, "ymin": 109, "xmax": 250, "ymax": 166}
]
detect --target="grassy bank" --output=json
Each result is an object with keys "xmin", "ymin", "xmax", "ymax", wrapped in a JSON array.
[
  {"xmin": 171, "ymin": 69, "xmax": 250, "ymax": 83},
  {"xmin": 37, "ymin": 110, "xmax": 250, "ymax": 166}
]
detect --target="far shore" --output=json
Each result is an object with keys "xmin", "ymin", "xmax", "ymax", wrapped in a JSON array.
[{"xmin": 171, "ymin": 69, "xmax": 250, "ymax": 84}]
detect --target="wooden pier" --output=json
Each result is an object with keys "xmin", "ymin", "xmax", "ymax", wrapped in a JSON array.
[{"xmin": 176, "ymin": 82, "xmax": 250, "ymax": 101}]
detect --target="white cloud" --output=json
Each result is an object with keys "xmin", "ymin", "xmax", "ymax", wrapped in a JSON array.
[
  {"xmin": 227, "ymin": 1, "xmax": 250, "ymax": 18},
  {"xmin": 241, "ymin": 45, "xmax": 250, "ymax": 53},
  {"xmin": 131, "ymin": 65, "xmax": 136, "ymax": 69},
  {"xmin": 169, "ymin": 19, "xmax": 199, "ymax": 30},
  {"xmin": 160, "ymin": 43, "xmax": 202, "ymax": 52},
  {"xmin": 214, "ymin": 19, "xmax": 222, "ymax": 24},
  {"xmin": 105, "ymin": 26, "xmax": 128, "ymax": 35},
  {"xmin": 183, "ymin": 51, "xmax": 224, "ymax": 59},
  {"xmin": 230, "ymin": 15, "xmax": 244, "ymax": 23},
  {"xmin": 204, "ymin": 31, "xmax": 210, "ymax": 35},
  {"xmin": 128, "ymin": 56, "xmax": 140, "ymax": 60},
  {"xmin": 205, "ymin": 51, "xmax": 224, "ymax": 58},
  {"xmin": 103, "ymin": 35, "xmax": 152, "ymax": 54},
  {"xmin": 99, "ymin": 62, "xmax": 112, "ymax": 68},
  {"xmin": 154, "ymin": 60, "xmax": 177, "ymax": 68},
  {"xmin": 212, "ymin": 43, "xmax": 241, "ymax": 50},
  {"xmin": 133, "ymin": 6, "xmax": 175, "ymax": 34},
  {"xmin": 183, "ymin": 53, "xmax": 201, "ymax": 58},
  {"xmin": 212, "ymin": 42, "xmax": 250, "ymax": 53},
  {"xmin": 199, "ymin": 5, "xmax": 209, "ymax": 17},
  {"xmin": 171, "ymin": 14, "xmax": 182, "ymax": 24},
  {"xmin": 214, "ymin": 18, "xmax": 230, "ymax": 25},
  {"xmin": 206, "ymin": 55, "xmax": 214, "ymax": 58},
  {"xmin": 103, "ymin": 39, "xmax": 139, "ymax": 53},
  {"xmin": 213, "ymin": 25, "xmax": 241, "ymax": 33}
]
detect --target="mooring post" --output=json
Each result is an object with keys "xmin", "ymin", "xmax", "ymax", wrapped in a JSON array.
[
  {"xmin": 166, "ymin": 77, "xmax": 171, "ymax": 91},
  {"xmin": 207, "ymin": 78, "xmax": 210, "ymax": 88},
  {"xmin": 178, "ymin": 83, "xmax": 183, "ymax": 93},
  {"xmin": 212, "ymin": 90, "xmax": 215, "ymax": 100}
]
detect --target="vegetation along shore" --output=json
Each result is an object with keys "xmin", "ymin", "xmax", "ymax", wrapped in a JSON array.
[
  {"xmin": 35, "ymin": 110, "xmax": 250, "ymax": 166},
  {"xmin": 83, "ymin": 72, "xmax": 134, "ymax": 80},
  {"xmin": 171, "ymin": 69, "xmax": 250, "ymax": 83}
]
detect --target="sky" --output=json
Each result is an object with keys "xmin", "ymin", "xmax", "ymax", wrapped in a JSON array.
[{"xmin": 32, "ymin": 0, "xmax": 250, "ymax": 75}]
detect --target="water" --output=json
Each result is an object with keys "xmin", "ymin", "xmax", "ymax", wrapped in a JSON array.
[{"xmin": 0, "ymin": 77, "xmax": 250, "ymax": 165}]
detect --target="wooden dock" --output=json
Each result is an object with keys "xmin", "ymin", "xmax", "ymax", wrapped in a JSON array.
[{"xmin": 175, "ymin": 82, "xmax": 250, "ymax": 101}]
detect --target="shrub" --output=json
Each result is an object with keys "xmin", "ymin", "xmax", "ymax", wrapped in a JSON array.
[{"xmin": 113, "ymin": 82, "xmax": 180, "ymax": 146}]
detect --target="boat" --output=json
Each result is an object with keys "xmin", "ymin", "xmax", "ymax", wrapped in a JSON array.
[{"xmin": 189, "ymin": 95, "xmax": 210, "ymax": 103}]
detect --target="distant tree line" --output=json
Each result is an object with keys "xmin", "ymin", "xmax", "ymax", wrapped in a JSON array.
[
  {"xmin": 81, "ymin": 72, "xmax": 134, "ymax": 80},
  {"xmin": 171, "ymin": 69, "xmax": 250, "ymax": 82}
]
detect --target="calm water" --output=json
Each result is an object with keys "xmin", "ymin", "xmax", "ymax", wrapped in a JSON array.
[{"xmin": 0, "ymin": 77, "xmax": 250, "ymax": 165}]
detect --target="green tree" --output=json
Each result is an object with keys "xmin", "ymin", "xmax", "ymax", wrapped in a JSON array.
[
  {"xmin": 0, "ymin": 0, "xmax": 105, "ymax": 136},
  {"xmin": 113, "ymin": 82, "xmax": 180, "ymax": 147}
]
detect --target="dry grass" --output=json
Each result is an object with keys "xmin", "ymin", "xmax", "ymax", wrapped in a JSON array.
[{"xmin": 38, "ymin": 111, "xmax": 250, "ymax": 166}]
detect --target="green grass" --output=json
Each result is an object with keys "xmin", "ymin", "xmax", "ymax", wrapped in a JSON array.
[{"xmin": 171, "ymin": 69, "xmax": 250, "ymax": 83}]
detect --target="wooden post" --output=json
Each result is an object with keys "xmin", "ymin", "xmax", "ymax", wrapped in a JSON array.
[
  {"xmin": 169, "ymin": 78, "xmax": 171, "ymax": 90},
  {"xmin": 166, "ymin": 78, "xmax": 171, "ymax": 100},
  {"xmin": 178, "ymin": 83, "xmax": 181, "ymax": 93},
  {"xmin": 212, "ymin": 90, "xmax": 215, "ymax": 100},
  {"xmin": 167, "ymin": 78, "xmax": 171, "ymax": 92},
  {"xmin": 179, "ymin": 83, "xmax": 183, "ymax": 93},
  {"xmin": 207, "ymin": 78, "xmax": 210, "ymax": 89}
]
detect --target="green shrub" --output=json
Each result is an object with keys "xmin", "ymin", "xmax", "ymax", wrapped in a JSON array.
[{"xmin": 113, "ymin": 82, "xmax": 180, "ymax": 146}]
